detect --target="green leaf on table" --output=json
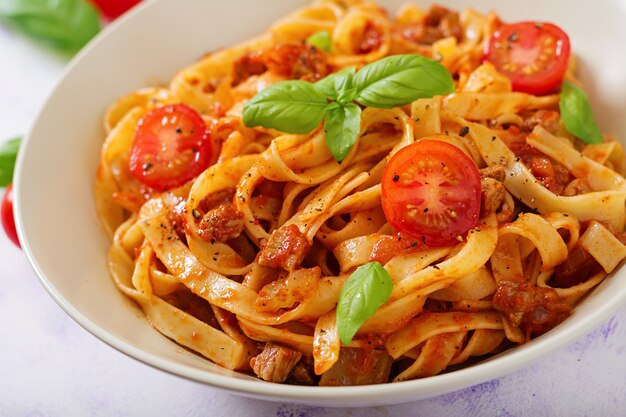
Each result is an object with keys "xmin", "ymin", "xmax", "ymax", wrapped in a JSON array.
[
  {"xmin": 336, "ymin": 262, "xmax": 393, "ymax": 345},
  {"xmin": 0, "ymin": 0, "xmax": 101, "ymax": 52},
  {"xmin": 324, "ymin": 102, "xmax": 361, "ymax": 162},
  {"xmin": 354, "ymin": 54, "xmax": 455, "ymax": 109},
  {"xmin": 242, "ymin": 80, "xmax": 329, "ymax": 133},
  {"xmin": 0, "ymin": 137, "xmax": 22, "ymax": 187},
  {"xmin": 560, "ymin": 80, "xmax": 603, "ymax": 145},
  {"xmin": 305, "ymin": 30, "xmax": 331, "ymax": 53}
]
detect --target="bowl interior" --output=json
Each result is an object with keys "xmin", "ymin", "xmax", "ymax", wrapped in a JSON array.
[{"xmin": 14, "ymin": 0, "xmax": 626, "ymax": 407}]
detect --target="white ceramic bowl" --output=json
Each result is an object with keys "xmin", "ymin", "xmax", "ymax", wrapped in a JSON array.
[{"xmin": 14, "ymin": 0, "xmax": 626, "ymax": 407}]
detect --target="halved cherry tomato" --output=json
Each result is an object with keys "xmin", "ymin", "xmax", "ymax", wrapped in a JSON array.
[
  {"xmin": 484, "ymin": 22, "xmax": 571, "ymax": 95},
  {"xmin": 89, "ymin": 0, "xmax": 142, "ymax": 21},
  {"xmin": 1, "ymin": 183, "xmax": 20, "ymax": 248},
  {"xmin": 381, "ymin": 140, "xmax": 481, "ymax": 246},
  {"xmin": 129, "ymin": 104, "xmax": 213, "ymax": 191}
]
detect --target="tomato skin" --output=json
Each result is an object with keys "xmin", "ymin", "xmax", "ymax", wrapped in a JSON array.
[
  {"xmin": 484, "ymin": 22, "xmax": 571, "ymax": 95},
  {"xmin": 129, "ymin": 104, "xmax": 213, "ymax": 192},
  {"xmin": 1, "ymin": 183, "xmax": 20, "ymax": 248},
  {"xmin": 381, "ymin": 140, "xmax": 481, "ymax": 246},
  {"xmin": 89, "ymin": 0, "xmax": 142, "ymax": 20}
]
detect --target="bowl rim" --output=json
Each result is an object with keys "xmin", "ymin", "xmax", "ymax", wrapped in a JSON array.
[{"xmin": 12, "ymin": 0, "xmax": 626, "ymax": 405}]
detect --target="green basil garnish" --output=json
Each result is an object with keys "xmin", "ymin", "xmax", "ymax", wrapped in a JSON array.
[
  {"xmin": 305, "ymin": 30, "xmax": 331, "ymax": 53},
  {"xmin": 314, "ymin": 66, "xmax": 356, "ymax": 104},
  {"xmin": 324, "ymin": 102, "xmax": 362, "ymax": 162},
  {"xmin": 354, "ymin": 54, "xmax": 455, "ymax": 109},
  {"xmin": 0, "ymin": 0, "xmax": 101, "ymax": 52},
  {"xmin": 0, "ymin": 137, "xmax": 22, "ymax": 187},
  {"xmin": 243, "ymin": 80, "xmax": 329, "ymax": 134},
  {"xmin": 560, "ymin": 80, "xmax": 603, "ymax": 145},
  {"xmin": 336, "ymin": 262, "xmax": 393, "ymax": 346},
  {"xmin": 242, "ymin": 54, "xmax": 454, "ymax": 162}
]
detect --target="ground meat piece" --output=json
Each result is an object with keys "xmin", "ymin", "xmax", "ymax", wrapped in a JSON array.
[
  {"xmin": 509, "ymin": 142, "xmax": 573, "ymax": 195},
  {"xmin": 479, "ymin": 164, "xmax": 506, "ymax": 182},
  {"xmin": 522, "ymin": 110, "xmax": 561, "ymax": 135},
  {"xmin": 264, "ymin": 44, "xmax": 330, "ymax": 82},
  {"xmin": 258, "ymin": 224, "xmax": 311, "ymax": 270},
  {"xmin": 357, "ymin": 21, "xmax": 384, "ymax": 54},
  {"xmin": 232, "ymin": 51, "xmax": 267, "ymax": 86},
  {"xmin": 319, "ymin": 348, "xmax": 393, "ymax": 386},
  {"xmin": 492, "ymin": 281, "xmax": 571, "ymax": 337},
  {"xmin": 402, "ymin": 5, "xmax": 462, "ymax": 45},
  {"xmin": 195, "ymin": 203, "xmax": 244, "ymax": 243},
  {"xmin": 481, "ymin": 177, "xmax": 506, "ymax": 216},
  {"xmin": 250, "ymin": 343, "xmax": 302, "ymax": 383},
  {"xmin": 253, "ymin": 267, "xmax": 321, "ymax": 313},
  {"xmin": 286, "ymin": 355, "xmax": 318, "ymax": 385},
  {"xmin": 369, "ymin": 232, "xmax": 425, "ymax": 265},
  {"xmin": 526, "ymin": 156, "xmax": 572, "ymax": 195}
]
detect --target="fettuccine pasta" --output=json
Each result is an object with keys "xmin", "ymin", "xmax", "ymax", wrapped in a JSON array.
[{"xmin": 95, "ymin": 0, "xmax": 626, "ymax": 385}]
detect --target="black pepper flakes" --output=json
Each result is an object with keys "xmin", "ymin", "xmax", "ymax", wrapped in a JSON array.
[
  {"xmin": 392, "ymin": 174, "xmax": 400, "ymax": 182},
  {"xmin": 459, "ymin": 126, "xmax": 470, "ymax": 137}
]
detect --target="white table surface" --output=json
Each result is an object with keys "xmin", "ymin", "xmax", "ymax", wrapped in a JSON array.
[{"xmin": 1, "ymin": 22, "xmax": 626, "ymax": 417}]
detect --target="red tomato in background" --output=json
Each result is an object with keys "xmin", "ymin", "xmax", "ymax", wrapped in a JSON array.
[
  {"xmin": 129, "ymin": 104, "xmax": 213, "ymax": 192},
  {"xmin": 381, "ymin": 140, "xmax": 482, "ymax": 247},
  {"xmin": 89, "ymin": 0, "xmax": 142, "ymax": 21},
  {"xmin": 1, "ymin": 183, "xmax": 20, "ymax": 248},
  {"xmin": 484, "ymin": 21, "xmax": 571, "ymax": 95}
]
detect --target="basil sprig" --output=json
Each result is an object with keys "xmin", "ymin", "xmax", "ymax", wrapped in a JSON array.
[
  {"xmin": 559, "ymin": 80, "xmax": 603, "ymax": 145},
  {"xmin": 306, "ymin": 31, "xmax": 331, "ymax": 52},
  {"xmin": 0, "ymin": 0, "xmax": 101, "ymax": 52},
  {"xmin": 336, "ymin": 262, "xmax": 393, "ymax": 345},
  {"xmin": 353, "ymin": 54, "xmax": 455, "ymax": 109},
  {"xmin": 242, "ymin": 81, "xmax": 328, "ymax": 134},
  {"xmin": 243, "ymin": 54, "xmax": 455, "ymax": 162},
  {"xmin": 0, "ymin": 137, "xmax": 22, "ymax": 187}
]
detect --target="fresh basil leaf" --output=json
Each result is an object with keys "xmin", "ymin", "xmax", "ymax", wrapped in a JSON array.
[
  {"xmin": 315, "ymin": 67, "xmax": 357, "ymax": 105},
  {"xmin": 0, "ymin": 0, "xmax": 101, "ymax": 51},
  {"xmin": 0, "ymin": 137, "xmax": 22, "ymax": 187},
  {"xmin": 242, "ymin": 80, "xmax": 329, "ymax": 133},
  {"xmin": 306, "ymin": 30, "xmax": 331, "ymax": 52},
  {"xmin": 560, "ymin": 80, "xmax": 603, "ymax": 145},
  {"xmin": 336, "ymin": 262, "xmax": 393, "ymax": 345},
  {"xmin": 354, "ymin": 54, "xmax": 455, "ymax": 109},
  {"xmin": 324, "ymin": 102, "xmax": 361, "ymax": 162}
]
